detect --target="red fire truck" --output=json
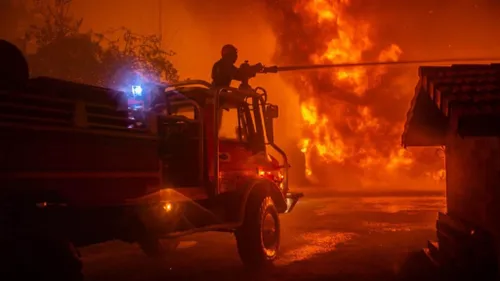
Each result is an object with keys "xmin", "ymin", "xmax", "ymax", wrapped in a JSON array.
[{"xmin": 0, "ymin": 41, "xmax": 303, "ymax": 280}]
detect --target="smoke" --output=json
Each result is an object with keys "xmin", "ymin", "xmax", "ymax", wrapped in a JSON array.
[{"xmin": 179, "ymin": 0, "xmax": 500, "ymax": 61}]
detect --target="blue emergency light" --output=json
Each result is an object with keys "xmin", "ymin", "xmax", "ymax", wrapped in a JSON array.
[{"xmin": 131, "ymin": 85, "xmax": 143, "ymax": 96}]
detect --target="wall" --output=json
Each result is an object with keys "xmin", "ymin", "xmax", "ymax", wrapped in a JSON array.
[{"xmin": 446, "ymin": 120, "xmax": 500, "ymax": 235}]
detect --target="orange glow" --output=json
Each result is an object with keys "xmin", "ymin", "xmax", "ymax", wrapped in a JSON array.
[
  {"xmin": 66, "ymin": 0, "xmax": 452, "ymax": 189},
  {"xmin": 277, "ymin": 230, "xmax": 357, "ymax": 265},
  {"xmin": 163, "ymin": 202, "xmax": 173, "ymax": 212},
  {"xmin": 427, "ymin": 169, "xmax": 446, "ymax": 181}
]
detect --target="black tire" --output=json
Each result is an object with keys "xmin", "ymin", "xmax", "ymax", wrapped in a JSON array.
[
  {"xmin": 235, "ymin": 191, "xmax": 281, "ymax": 268},
  {"xmin": 2, "ymin": 235, "xmax": 83, "ymax": 281},
  {"xmin": 139, "ymin": 237, "xmax": 180, "ymax": 258}
]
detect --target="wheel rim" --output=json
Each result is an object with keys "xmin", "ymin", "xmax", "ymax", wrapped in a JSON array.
[{"xmin": 262, "ymin": 212, "xmax": 278, "ymax": 255}]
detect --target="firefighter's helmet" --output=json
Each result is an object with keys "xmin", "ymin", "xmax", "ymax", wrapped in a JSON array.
[{"xmin": 221, "ymin": 44, "xmax": 238, "ymax": 58}]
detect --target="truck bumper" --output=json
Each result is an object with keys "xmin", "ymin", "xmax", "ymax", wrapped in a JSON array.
[{"xmin": 284, "ymin": 192, "xmax": 303, "ymax": 213}]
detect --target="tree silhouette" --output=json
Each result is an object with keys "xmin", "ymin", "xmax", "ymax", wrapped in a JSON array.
[
  {"xmin": 95, "ymin": 28, "xmax": 179, "ymax": 87},
  {"xmin": 24, "ymin": 0, "xmax": 178, "ymax": 88}
]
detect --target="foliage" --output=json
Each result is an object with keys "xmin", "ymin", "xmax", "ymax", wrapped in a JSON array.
[
  {"xmin": 24, "ymin": 0, "xmax": 178, "ymax": 87},
  {"xmin": 95, "ymin": 28, "xmax": 179, "ymax": 87}
]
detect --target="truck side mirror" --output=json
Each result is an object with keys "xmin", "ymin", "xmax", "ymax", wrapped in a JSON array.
[{"xmin": 265, "ymin": 104, "xmax": 278, "ymax": 144}]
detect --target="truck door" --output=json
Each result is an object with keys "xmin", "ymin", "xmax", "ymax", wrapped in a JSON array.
[
  {"xmin": 158, "ymin": 101, "xmax": 205, "ymax": 188},
  {"xmin": 217, "ymin": 105, "xmax": 259, "ymax": 193}
]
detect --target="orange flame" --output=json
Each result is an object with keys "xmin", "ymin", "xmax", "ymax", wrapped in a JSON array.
[{"xmin": 294, "ymin": 0, "xmax": 441, "ymax": 186}]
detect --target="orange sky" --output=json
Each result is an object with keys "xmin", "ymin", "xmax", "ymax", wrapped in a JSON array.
[{"xmin": 71, "ymin": 0, "xmax": 274, "ymax": 81}]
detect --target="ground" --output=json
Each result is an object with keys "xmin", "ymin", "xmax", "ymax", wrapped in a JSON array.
[{"xmin": 81, "ymin": 190, "xmax": 446, "ymax": 281}]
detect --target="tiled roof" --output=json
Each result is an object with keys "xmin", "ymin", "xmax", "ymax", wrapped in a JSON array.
[{"xmin": 401, "ymin": 64, "xmax": 500, "ymax": 147}]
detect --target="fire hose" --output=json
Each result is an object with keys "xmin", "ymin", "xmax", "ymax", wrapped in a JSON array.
[{"xmin": 258, "ymin": 57, "xmax": 500, "ymax": 74}]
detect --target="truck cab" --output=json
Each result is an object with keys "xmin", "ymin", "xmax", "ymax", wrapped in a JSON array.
[{"xmin": 144, "ymin": 80, "xmax": 293, "ymax": 201}]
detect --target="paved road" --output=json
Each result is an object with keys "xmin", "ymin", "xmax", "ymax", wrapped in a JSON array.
[{"xmin": 81, "ymin": 194, "xmax": 446, "ymax": 281}]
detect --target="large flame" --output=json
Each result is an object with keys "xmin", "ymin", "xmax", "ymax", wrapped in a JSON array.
[{"xmin": 282, "ymin": 0, "xmax": 445, "ymax": 188}]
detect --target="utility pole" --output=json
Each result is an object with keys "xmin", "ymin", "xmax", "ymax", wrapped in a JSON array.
[{"xmin": 158, "ymin": 0, "xmax": 162, "ymax": 48}]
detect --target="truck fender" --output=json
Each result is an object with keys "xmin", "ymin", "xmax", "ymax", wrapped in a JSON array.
[{"xmin": 235, "ymin": 178, "xmax": 287, "ymax": 224}]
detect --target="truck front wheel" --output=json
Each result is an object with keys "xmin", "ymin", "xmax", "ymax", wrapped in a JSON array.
[{"xmin": 235, "ymin": 193, "xmax": 281, "ymax": 268}]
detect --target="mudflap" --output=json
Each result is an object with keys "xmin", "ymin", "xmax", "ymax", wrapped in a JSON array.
[{"xmin": 284, "ymin": 192, "xmax": 303, "ymax": 214}]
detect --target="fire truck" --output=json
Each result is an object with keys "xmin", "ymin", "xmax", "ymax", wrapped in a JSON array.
[
  {"xmin": 0, "ymin": 41, "xmax": 303, "ymax": 280},
  {"xmin": 402, "ymin": 63, "xmax": 500, "ymax": 280}
]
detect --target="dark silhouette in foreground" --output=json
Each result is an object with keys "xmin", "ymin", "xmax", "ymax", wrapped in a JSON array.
[{"xmin": 0, "ymin": 39, "xmax": 29, "ymax": 90}]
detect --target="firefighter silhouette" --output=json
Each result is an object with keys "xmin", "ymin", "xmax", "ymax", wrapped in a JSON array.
[{"xmin": 211, "ymin": 44, "xmax": 263, "ymax": 88}]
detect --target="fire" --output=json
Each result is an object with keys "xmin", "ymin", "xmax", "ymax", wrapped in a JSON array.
[
  {"xmin": 429, "ymin": 169, "xmax": 446, "ymax": 181},
  {"xmin": 287, "ymin": 0, "xmax": 441, "ymax": 187},
  {"xmin": 300, "ymin": 98, "xmax": 347, "ymax": 164}
]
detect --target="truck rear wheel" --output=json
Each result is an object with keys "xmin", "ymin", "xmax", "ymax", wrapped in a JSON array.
[{"xmin": 235, "ymin": 192, "xmax": 281, "ymax": 268}]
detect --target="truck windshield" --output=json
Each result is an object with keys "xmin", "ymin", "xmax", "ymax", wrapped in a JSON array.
[{"xmin": 219, "ymin": 103, "xmax": 256, "ymax": 142}]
